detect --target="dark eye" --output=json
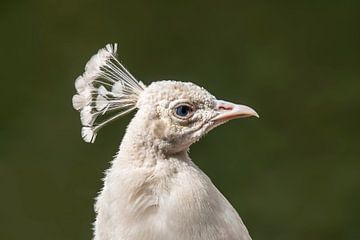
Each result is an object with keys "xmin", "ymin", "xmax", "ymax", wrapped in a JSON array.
[{"xmin": 175, "ymin": 105, "xmax": 193, "ymax": 118}]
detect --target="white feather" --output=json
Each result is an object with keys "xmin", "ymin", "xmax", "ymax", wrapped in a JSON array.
[
  {"xmin": 82, "ymin": 71, "xmax": 99, "ymax": 83},
  {"xmin": 98, "ymin": 85, "xmax": 108, "ymax": 96},
  {"xmin": 111, "ymin": 81, "xmax": 123, "ymax": 96},
  {"xmin": 72, "ymin": 88, "xmax": 92, "ymax": 110},
  {"xmin": 75, "ymin": 75, "xmax": 87, "ymax": 93},
  {"xmin": 72, "ymin": 94, "xmax": 86, "ymax": 110},
  {"xmin": 81, "ymin": 127, "xmax": 97, "ymax": 143},
  {"xmin": 85, "ymin": 49, "xmax": 111, "ymax": 74},
  {"xmin": 105, "ymin": 43, "xmax": 118, "ymax": 54},
  {"xmin": 96, "ymin": 95, "xmax": 108, "ymax": 111},
  {"xmin": 80, "ymin": 106, "xmax": 94, "ymax": 126}
]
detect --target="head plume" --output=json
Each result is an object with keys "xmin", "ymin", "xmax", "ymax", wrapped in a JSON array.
[{"xmin": 72, "ymin": 43, "xmax": 146, "ymax": 143}]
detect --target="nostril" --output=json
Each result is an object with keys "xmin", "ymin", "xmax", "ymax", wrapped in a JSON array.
[
  {"xmin": 215, "ymin": 100, "xmax": 235, "ymax": 111},
  {"xmin": 218, "ymin": 105, "xmax": 233, "ymax": 111}
]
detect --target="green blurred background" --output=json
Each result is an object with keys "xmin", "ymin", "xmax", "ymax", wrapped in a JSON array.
[{"xmin": 1, "ymin": 0, "xmax": 359, "ymax": 239}]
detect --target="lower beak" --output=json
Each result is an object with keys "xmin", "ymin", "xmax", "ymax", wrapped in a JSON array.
[{"xmin": 211, "ymin": 100, "xmax": 259, "ymax": 122}]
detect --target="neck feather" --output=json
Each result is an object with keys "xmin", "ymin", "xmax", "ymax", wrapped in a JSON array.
[{"xmin": 115, "ymin": 114, "xmax": 189, "ymax": 167}]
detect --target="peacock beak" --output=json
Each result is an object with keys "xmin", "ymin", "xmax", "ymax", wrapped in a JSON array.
[{"xmin": 211, "ymin": 100, "xmax": 259, "ymax": 122}]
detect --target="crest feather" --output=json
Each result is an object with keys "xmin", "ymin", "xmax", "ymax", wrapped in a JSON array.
[{"xmin": 72, "ymin": 43, "xmax": 146, "ymax": 143}]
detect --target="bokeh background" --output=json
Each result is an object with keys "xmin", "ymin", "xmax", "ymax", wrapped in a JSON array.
[{"xmin": 1, "ymin": 1, "xmax": 359, "ymax": 239}]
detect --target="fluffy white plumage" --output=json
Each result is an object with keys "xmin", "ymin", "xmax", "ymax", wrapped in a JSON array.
[{"xmin": 72, "ymin": 44, "xmax": 258, "ymax": 240}]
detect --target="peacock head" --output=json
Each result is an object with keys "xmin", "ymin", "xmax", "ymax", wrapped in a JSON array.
[
  {"xmin": 135, "ymin": 80, "xmax": 258, "ymax": 152},
  {"xmin": 72, "ymin": 44, "xmax": 258, "ymax": 151}
]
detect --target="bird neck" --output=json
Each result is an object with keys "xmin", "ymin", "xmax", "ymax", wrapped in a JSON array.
[{"xmin": 116, "ymin": 114, "xmax": 190, "ymax": 167}]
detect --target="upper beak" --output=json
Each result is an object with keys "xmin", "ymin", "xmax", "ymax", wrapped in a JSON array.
[{"xmin": 211, "ymin": 100, "xmax": 259, "ymax": 122}]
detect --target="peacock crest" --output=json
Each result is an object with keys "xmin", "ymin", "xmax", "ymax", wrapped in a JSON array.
[{"xmin": 72, "ymin": 44, "xmax": 146, "ymax": 143}]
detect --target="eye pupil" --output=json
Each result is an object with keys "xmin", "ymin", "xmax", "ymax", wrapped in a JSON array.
[{"xmin": 176, "ymin": 105, "xmax": 191, "ymax": 117}]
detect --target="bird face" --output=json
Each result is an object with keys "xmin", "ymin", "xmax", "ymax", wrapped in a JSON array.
[{"xmin": 136, "ymin": 80, "xmax": 258, "ymax": 153}]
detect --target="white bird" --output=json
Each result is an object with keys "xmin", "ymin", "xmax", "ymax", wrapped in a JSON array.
[{"xmin": 72, "ymin": 44, "xmax": 258, "ymax": 240}]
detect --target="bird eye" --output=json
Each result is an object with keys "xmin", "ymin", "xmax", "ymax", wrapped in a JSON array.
[{"xmin": 174, "ymin": 105, "xmax": 194, "ymax": 118}]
